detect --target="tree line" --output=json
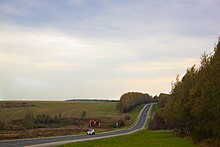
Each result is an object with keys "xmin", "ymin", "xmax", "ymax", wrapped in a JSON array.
[
  {"xmin": 116, "ymin": 92, "xmax": 152, "ymax": 112},
  {"xmin": 150, "ymin": 38, "xmax": 220, "ymax": 146}
]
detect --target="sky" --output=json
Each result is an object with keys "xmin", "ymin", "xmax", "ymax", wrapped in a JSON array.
[{"xmin": 0, "ymin": 0, "xmax": 219, "ymax": 100}]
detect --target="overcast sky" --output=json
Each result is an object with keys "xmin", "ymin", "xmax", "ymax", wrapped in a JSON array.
[{"xmin": 0, "ymin": 0, "xmax": 219, "ymax": 100}]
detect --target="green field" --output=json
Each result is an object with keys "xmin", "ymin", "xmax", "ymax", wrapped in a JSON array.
[
  {"xmin": 0, "ymin": 101, "xmax": 118, "ymax": 121},
  {"xmin": 59, "ymin": 130, "xmax": 198, "ymax": 147}
]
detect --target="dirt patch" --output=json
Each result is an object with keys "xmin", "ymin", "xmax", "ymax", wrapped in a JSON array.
[{"xmin": 0, "ymin": 126, "xmax": 86, "ymax": 140}]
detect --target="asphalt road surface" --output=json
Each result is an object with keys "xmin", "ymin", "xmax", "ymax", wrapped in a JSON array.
[{"xmin": 0, "ymin": 103, "xmax": 153, "ymax": 147}]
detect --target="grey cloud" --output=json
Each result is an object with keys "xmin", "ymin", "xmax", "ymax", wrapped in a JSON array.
[{"xmin": 0, "ymin": 0, "xmax": 219, "ymax": 100}]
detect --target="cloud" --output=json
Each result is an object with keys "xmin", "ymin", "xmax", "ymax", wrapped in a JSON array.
[
  {"xmin": 0, "ymin": 3, "xmax": 29, "ymax": 16},
  {"xmin": 0, "ymin": 25, "xmax": 199, "ymax": 100},
  {"xmin": 0, "ymin": 24, "xmax": 216, "ymax": 100},
  {"xmin": 0, "ymin": 0, "xmax": 219, "ymax": 100},
  {"xmin": 0, "ymin": 25, "xmax": 136, "ymax": 69}
]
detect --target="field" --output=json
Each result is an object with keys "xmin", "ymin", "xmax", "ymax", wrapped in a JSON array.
[
  {"xmin": 0, "ymin": 101, "xmax": 118, "ymax": 121},
  {"xmin": 0, "ymin": 101, "xmax": 144, "ymax": 140},
  {"xmin": 59, "ymin": 130, "xmax": 198, "ymax": 147}
]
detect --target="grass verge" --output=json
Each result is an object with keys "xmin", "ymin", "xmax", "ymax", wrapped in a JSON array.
[
  {"xmin": 128, "ymin": 104, "xmax": 144, "ymax": 124},
  {"xmin": 145, "ymin": 103, "xmax": 158, "ymax": 129},
  {"xmin": 58, "ymin": 130, "xmax": 198, "ymax": 147}
]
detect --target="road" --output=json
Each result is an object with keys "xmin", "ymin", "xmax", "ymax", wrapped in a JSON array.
[{"xmin": 0, "ymin": 103, "xmax": 153, "ymax": 147}]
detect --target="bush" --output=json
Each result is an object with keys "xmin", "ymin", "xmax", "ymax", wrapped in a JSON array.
[
  {"xmin": 0, "ymin": 121, "xmax": 5, "ymax": 131},
  {"xmin": 149, "ymin": 110, "xmax": 167, "ymax": 130},
  {"xmin": 35, "ymin": 114, "xmax": 57, "ymax": 124}
]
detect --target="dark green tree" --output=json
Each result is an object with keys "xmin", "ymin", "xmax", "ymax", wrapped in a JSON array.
[{"xmin": 160, "ymin": 38, "xmax": 220, "ymax": 145}]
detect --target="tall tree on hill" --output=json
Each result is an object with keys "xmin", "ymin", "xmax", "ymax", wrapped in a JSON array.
[{"xmin": 163, "ymin": 38, "xmax": 220, "ymax": 144}]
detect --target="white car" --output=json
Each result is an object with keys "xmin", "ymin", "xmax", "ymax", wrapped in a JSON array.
[{"xmin": 87, "ymin": 129, "xmax": 95, "ymax": 135}]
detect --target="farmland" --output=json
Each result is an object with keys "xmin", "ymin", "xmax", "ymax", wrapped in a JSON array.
[
  {"xmin": 0, "ymin": 101, "xmax": 144, "ymax": 140},
  {"xmin": 0, "ymin": 101, "xmax": 118, "ymax": 121}
]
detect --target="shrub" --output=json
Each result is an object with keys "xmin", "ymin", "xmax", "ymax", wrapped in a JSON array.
[
  {"xmin": 149, "ymin": 110, "xmax": 167, "ymax": 130},
  {"xmin": 0, "ymin": 121, "xmax": 5, "ymax": 130},
  {"xmin": 35, "ymin": 114, "xmax": 56, "ymax": 124}
]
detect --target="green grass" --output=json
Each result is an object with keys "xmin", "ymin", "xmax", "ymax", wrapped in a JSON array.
[
  {"xmin": 128, "ymin": 104, "xmax": 144, "ymax": 123},
  {"xmin": 0, "ymin": 101, "xmax": 118, "ymax": 121},
  {"xmin": 146, "ymin": 103, "xmax": 158, "ymax": 129},
  {"xmin": 151, "ymin": 103, "xmax": 159, "ymax": 113},
  {"xmin": 58, "ymin": 130, "xmax": 198, "ymax": 147}
]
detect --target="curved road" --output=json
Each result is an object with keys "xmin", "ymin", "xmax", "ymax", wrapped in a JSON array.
[{"xmin": 0, "ymin": 103, "xmax": 153, "ymax": 147}]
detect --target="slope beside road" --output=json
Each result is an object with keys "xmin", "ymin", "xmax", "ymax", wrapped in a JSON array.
[{"xmin": 0, "ymin": 103, "xmax": 153, "ymax": 147}]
